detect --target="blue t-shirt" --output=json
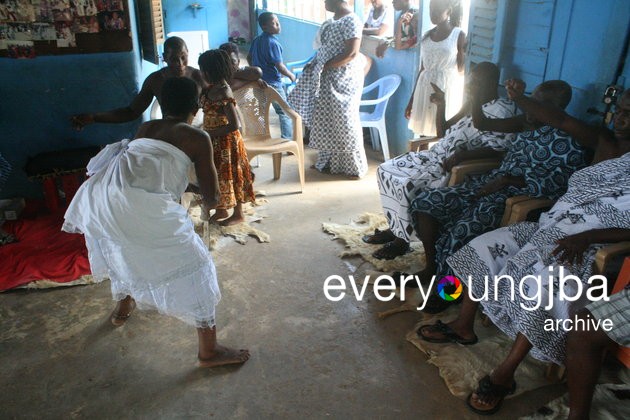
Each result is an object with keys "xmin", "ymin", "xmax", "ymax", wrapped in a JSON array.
[{"xmin": 249, "ymin": 32, "xmax": 283, "ymax": 85}]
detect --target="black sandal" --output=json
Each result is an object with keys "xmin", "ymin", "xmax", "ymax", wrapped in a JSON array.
[
  {"xmin": 466, "ymin": 375, "xmax": 516, "ymax": 415},
  {"xmin": 417, "ymin": 320, "xmax": 478, "ymax": 345},
  {"xmin": 362, "ymin": 228, "xmax": 396, "ymax": 245},
  {"xmin": 371, "ymin": 240, "xmax": 410, "ymax": 260}
]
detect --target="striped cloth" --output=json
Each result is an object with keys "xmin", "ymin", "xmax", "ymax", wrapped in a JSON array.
[{"xmin": 587, "ymin": 287, "xmax": 630, "ymax": 346}]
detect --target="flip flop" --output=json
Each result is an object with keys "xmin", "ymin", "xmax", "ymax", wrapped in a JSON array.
[
  {"xmin": 372, "ymin": 240, "xmax": 410, "ymax": 259},
  {"xmin": 466, "ymin": 375, "xmax": 516, "ymax": 415},
  {"xmin": 421, "ymin": 293, "xmax": 459, "ymax": 314},
  {"xmin": 417, "ymin": 320, "xmax": 478, "ymax": 345},
  {"xmin": 361, "ymin": 228, "xmax": 396, "ymax": 245},
  {"xmin": 110, "ymin": 299, "xmax": 136, "ymax": 327}
]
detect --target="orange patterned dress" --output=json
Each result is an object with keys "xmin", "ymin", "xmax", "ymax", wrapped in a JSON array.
[{"xmin": 200, "ymin": 94, "xmax": 255, "ymax": 210}]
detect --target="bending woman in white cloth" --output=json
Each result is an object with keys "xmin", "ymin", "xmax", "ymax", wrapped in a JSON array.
[{"xmin": 63, "ymin": 77, "xmax": 250, "ymax": 368}]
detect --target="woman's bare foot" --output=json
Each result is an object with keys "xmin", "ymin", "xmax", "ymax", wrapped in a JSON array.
[
  {"xmin": 110, "ymin": 295, "xmax": 136, "ymax": 326},
  {"xmin": 209, "ymin": 208, "xmax": 229, "ymax": 223},
  {"xmin": 198, "ymin": 344, "xmax": 250, "ymax": 368}
]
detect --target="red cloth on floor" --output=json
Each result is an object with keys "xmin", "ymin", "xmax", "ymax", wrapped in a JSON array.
[{"xmin": 0, "ymin": 211, "xmax": 91, "ymax": 291}]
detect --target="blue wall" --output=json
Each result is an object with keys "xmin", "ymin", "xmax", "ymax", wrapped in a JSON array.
[
  {"xmin": 500, "ymin": 0, "xmax": 630, "ymax": 123},
  {"xmin": 162, "ymin": 0, "xmax": 228, "ymax": 48},
  {"xmin": 273, "ymin": 15, "xmax": 320, "ymax": 63},
  {"xmin": 274, "ymin": 14, "xmax": 418, "ymax": 157},
  {"xmin": 0, "ymin": 1, "xmax": 144, "ymax": 200}
]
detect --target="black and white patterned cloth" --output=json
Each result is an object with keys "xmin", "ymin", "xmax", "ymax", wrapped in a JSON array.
[
  {"xmin": 288, "ymin": 14, "xmax": 367, "ymax": 177},
  {"xmin": 447, "ymin": 152, "xmax": 630, "ymax": 364},
  {"xmin": 377, "ymin": 98, "xmax": 518, "ymax": 241}
]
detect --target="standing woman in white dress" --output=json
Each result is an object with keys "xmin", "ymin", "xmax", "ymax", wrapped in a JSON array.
[
  {"xmin": 406, "ymin": 0, "xmax": 466, "ymax": 137},
  {"xmin": 63, "ymin": 78, "xmax": 250, "ymax": 368}
]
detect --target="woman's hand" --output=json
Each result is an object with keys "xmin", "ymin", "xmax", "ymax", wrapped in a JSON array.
[
  {"xmin": 505, "ymin": 79, "xmax": 526, "ymax": 100},
  {"xmin": 429, "ymin": 83, "xmax": 446, "ymax": 107},
  {"xmin": 375, "ymin": 41, "xmax": 388, "ymax": 58},
  {"xmin": 71, "ymin": 114, "xmax": 94, "ymax": 131},
  {"xmin": 552, "ymin": 231, "xmax": 594, "ymax": 265},
  {"xmin": 475, "ymin": 177, "xmax": 507, "ymax": 198},
  {"xmin": 405, "ymin": 99, "xmax": 413, "ymax": 119}
]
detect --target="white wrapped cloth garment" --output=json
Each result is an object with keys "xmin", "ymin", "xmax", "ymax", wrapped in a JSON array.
[{"xmin": 63, "ymin": 138, "xmax": 221, "ymax": 327}]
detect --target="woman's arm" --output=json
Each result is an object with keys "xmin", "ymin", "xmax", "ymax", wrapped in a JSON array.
[
  {"xmin": 506, "ymin": 79, "xmax": 601, "ymax": 150},
  {"xmin": 471, "ymin": 88, "xmax": 525, "ymax": 133},
  {"xmin": 72, "ymin": 74, "xmax": 155, "ymax": 129},
  {"xmin": 553, "ymin": 228, "xmax": 630, "ymax": 265},
  {"xmin": 456, "ymin": 30, "xmax": 467, "ymax": 73},
  {"xmin": 324, "ymin": 37, "xmax": 361, "ymax": 69},
  {"xmin": 191, "ymin": 133, "xmax": 220, "ymax": 210}
]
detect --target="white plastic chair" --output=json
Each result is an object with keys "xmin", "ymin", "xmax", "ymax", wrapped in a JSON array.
[
  {"xmin": 359, "ymin": 74, "xmax": 401, "ymax": 161},
  {"xmin": 233, "ymin": 82, "xmax": 305, "ymax": 192}
]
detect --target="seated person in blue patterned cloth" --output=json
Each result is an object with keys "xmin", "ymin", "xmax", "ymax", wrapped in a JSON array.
[
  {"xmin": 418, "ymin": 86, "xmax": 630, "ymax": 416},
  {"xmin": 408, "ymin": 79, "xmax": 589, "ymax": 313},
  {"xmin": 365, "ymin": 62, "xmax": 518, "ymax": 260}
]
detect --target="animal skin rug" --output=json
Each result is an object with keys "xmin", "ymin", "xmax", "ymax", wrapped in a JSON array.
[
  {"xmin": 186, "ymin": 193, "xmax": 270, "ymax": 250},
  {"xmin": 323, "ymin": 213, "xmax": 561, "ymax": 399},
  {"xmin": 406, "ymin": 305, "xmax": 557, "ymax": 400},
  {"xmin": 519, "ymin": 383, "xmax": 630, "ymax": 419},
  {"xmin": 322, "ymin": 212, "xmax": 426, "ymax": 273}
]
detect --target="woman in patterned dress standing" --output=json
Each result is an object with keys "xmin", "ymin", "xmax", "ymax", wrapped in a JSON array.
[{"xmin": 289, "ymin": 0, "xmax": 367, "ymax": 178}]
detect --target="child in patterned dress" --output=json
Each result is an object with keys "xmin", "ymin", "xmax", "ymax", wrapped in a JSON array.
[{"xmin": 198, "ymin": 49, "xmax": 256, "ymax": 225}]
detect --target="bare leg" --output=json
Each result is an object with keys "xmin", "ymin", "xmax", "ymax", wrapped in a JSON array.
[
  {"xmin": 197, "ymin": 326, "xmax": 250, "ymax": 368},
  {"xmin": 567, "ymin": 309, "xmax": 613, "ymax": 420},
  {"xmin": 469, "ymin": 333, "xmax": 532, "ymax": 412},
  {"xmin": 220, "ymin": 202, "xmax": 245, "ymax": 226},
  {"xmin": 209, "ymin": 208, "xmax": 229, "ymax": 223},
  {"xmin": 413, "ymin": 212, "xmax": 440, "ymax": 283},
  {"xmin": 110, "ymin": 295, "xmax": 136, "ymax": 326}
]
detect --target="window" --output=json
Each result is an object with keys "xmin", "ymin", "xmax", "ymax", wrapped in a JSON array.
[
  {"xmin": 262, "ymin": 0, "xmax": 355, "ymax": 23},
  {"xmin": 135, "ymin": 0, "xmax": 164, "ymax": 65}
]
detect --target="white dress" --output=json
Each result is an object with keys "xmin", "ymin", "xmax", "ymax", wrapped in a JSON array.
[
  {"xmin": 63, "ymin": 138, "xmax": 221, "ymax": 328},
  {"xmin": 408, "ymin": 27, "xmax": 464, "ymax": 136}
]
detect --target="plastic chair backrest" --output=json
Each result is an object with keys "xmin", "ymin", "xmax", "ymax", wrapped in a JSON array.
[
  {"xmin": 233, "ymin": 85, "xmax": 271, "ymax": 138},
  {"xmin": 362, "ymin": 74, "xmax": 401, "ymax": 119}
]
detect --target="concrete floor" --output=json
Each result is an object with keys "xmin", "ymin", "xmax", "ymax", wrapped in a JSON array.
[{"xmin": 0, "ymin": 145, "xmax": 570, "ymax": 419}]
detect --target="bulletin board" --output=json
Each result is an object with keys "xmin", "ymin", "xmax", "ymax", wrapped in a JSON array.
[{"xmin": 0, "ymin": 0, "xmax": 132, "ymax": 58}]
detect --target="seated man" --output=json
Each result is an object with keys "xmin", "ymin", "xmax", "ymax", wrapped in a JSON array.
[
  {"xmin": 365, "ymin": 62, "xmax": 518, "ymax": 259},
  {"xmin": 566, "ymin": 287, "xmax": 629, "ymax": 419},
  {"xmin": 419, "ymin": 88, "xmax": 630, "ymax": 415},
  {"xmin": 409, "ymin": 79, "xmax": 589, "ymax": 313}
]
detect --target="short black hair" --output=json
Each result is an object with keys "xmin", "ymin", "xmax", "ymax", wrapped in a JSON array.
[
  {"xmin": 219, "ymin": 42, "xmax": 239, "ymax": 55},
  {"xmin": 163, "ymin": 36, "xmax": 187, "ymax": 56},
  {"xmin": 161, "ymin": 77, "xmax": 199, "ymax": 117},
  {"xmin": 257, "ymin": 12, "xmax": 275, "ymax": 29},
  {"xmin": 472, "ymin": 61, "xmax": 500, "ymax": 85},
  {"xmin": 198, "ymin": 49, "xmax": 233, "ymax": 84},
  {"xmin": 534, "ymin": 80, "xmax": 572, "ymax": 110}
]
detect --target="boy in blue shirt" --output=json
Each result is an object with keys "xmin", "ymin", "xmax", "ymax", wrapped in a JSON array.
[{"xmin": 248, "ymin": 12, "xmax": 295, "ymax": 139}]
